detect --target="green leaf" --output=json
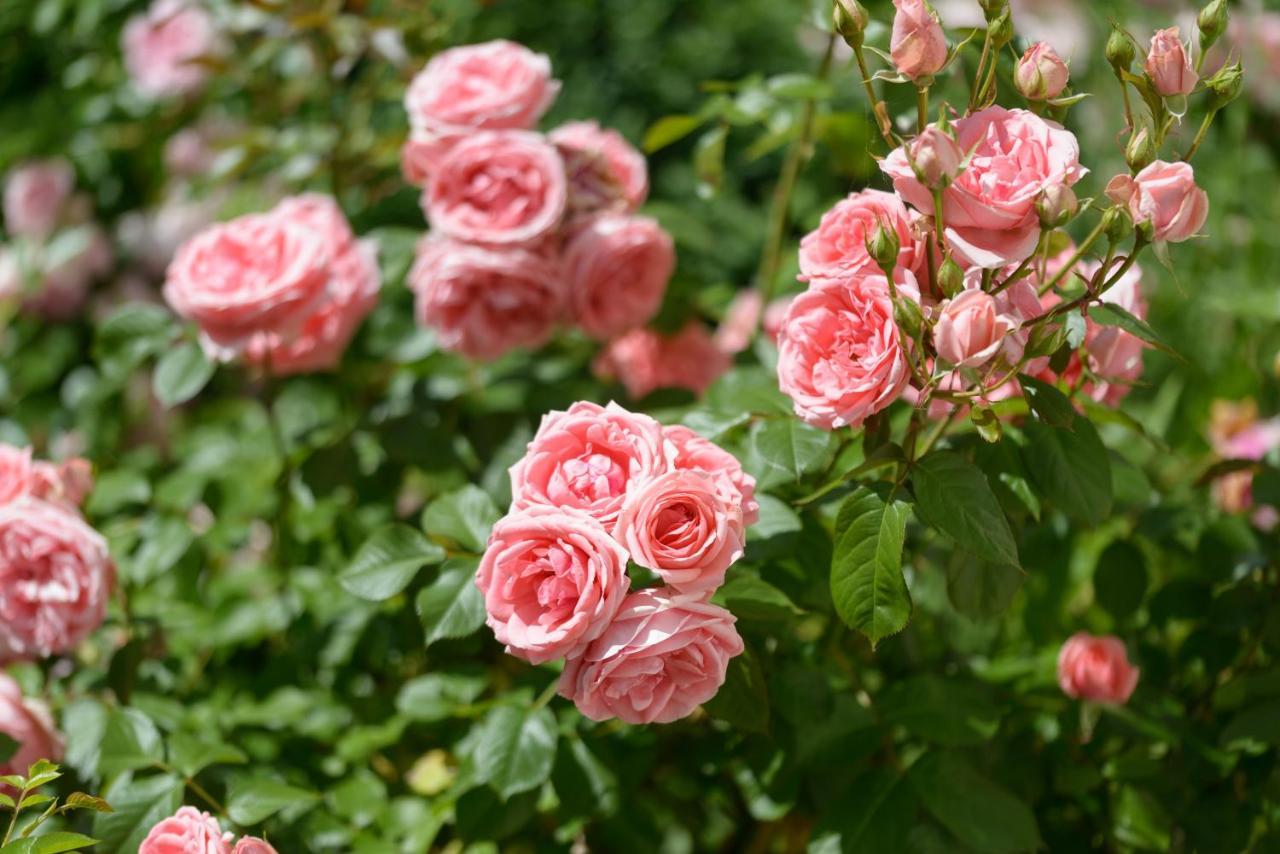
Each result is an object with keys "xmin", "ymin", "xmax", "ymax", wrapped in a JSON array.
[
  {"xmin": 0, "ymin": 733, "xmax": 16, "ymax": 764},
  {"xmin": 63, "ymin": 792, "xmax": 112, "ymax": 813},
  {"xmin": 92, "ymin": 774, "xmax": 182, "ymax": 854},
  {"xmin": 945, "ymin": 552, "xmax": 1023, "ymax": 619},
  {"xmin": 152, "ymin": 341, "xmax": 214, "ymax": 407},
  {"xmin": 93, "ymin": 303, "xmax": 175, "ymax": 381},
  {"xmin": 910, "ymin": 752, "xmax": 1042, "ymax": 853},
  {"xmin": 714, "ymin": 574, "xmax": 800, "ymax": 624},
  {"xmin": 85, "ymin": 470, "xmax": 151, "ymax": 517},
  {"xmin": 748, "ymin": 418, "xmax": 835, "ymax": 490},
  {"xmin": 551, "ymin": 736, "xmax": 619, "ymax": 820},
  {"xmin": 766, "ymin": 72, "xmax": 834, "ymax": 100},
  {"xmin": 880, "ymin": 676, "xmax": 1001, "ymax": 745},
  {"xmin": 226, "ymin": 778, "xmax": 319, "ymax": 826},
  {"xmin": 24, "ymin": 833, "xmax": 99, "ymax": 854},
  {"xmin": 1019, "ymin": 375, "xmax": 1076, "ymax": 429},
  {"xmin": 396, "ymin": 671, "xmax": 488, "ymax": 723},
  {"xmin": 472, "ymin": 705, "xmax": 558, "ymax": 800},
  {"xmin": 1094, "ymin": 540, "xmax": 1148, "ymax": 621},
  {"xmin": 421, "ymin": 485, "xmax": 500, "ymax": 553},
  {"xmin": 694, "ymin": 124, "xmax": 727, "ymax": 198},
  {"xmin": 703, "ymin": 645, "xmax": 770, "ymax": 733},
  {"xmin": 416, "ymin": 558, "xmax": 486, "ymax": 646},
  {"xmin": 168, "ymin": 732, "xmax": 247, "ymax": 779},
  {"xmin": 1112, "ymin": 786, "xmax": 1172, "ymax": 851},
  {"xmin": 809, "ymin": 769, "xmax": 915, "ymax": 853},
  {"xmin": 1091, "ymin": 302, "xmax": 1179, "ymax": 357},
  {"xmin": 98, "ymin": 708, "xmax": 164, "ymax": 777},
  {"xmin": 643, "ymin": 114, "xmax": 705, "ymax": 152},
  {"xmin": 339, "ymin": 524, "xmax": 446, "ymax": 601},
  {"xmin": 1020, "ymin": 415, "xmax": 1113, "ymax": 526},
  {"xmin": 912, "ymin": 452, "xmax": 1019, "ymax": 568},
  {"xmin": 829, "ymin": 487, "xmax": 911, "ymax": 645}
]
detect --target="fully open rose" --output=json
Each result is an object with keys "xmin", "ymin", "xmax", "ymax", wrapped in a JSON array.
[
  {"xmin": 565, "ymin": 213, "xmax": 675, "ymax": 339},
  {"xmin": 550, "ymin": 120, "xmax": 649, "ymax": 216},
  {"xmin": 404, "ymin": 40, "xmax": 558, "ymax": 136},
  {"xmin": 0, "ymin": 673, "xmax": 63, "ymax": 782},
  {"xmin": 664, "ymin": 425, "xmax": 760, "ymax": 526},
  {"xmin": 1057, "ymin": 632, "xmax": 1140, "ymax": 704},
  {"xmin": 1105, "ymin": 160, "xmax": 1209, "ymax": 244},
  {"xmin": 140, "ymin": 807, "xmax": 232, "ymax": 854},
  {"xmin": 798, "ymin": 189, "xmax": 925, "ymax": 283}
]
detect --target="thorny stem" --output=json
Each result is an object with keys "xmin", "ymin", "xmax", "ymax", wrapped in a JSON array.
[{"xmin": 853, "ymin": 42, "xmax": 896, "ymax": 147}]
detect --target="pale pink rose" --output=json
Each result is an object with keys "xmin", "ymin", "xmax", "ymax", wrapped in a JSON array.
[
  {"xmin": 991, "ymin": 276, "xmax": 1051, "ymax": 374},
  {"xmin": 403, "ymin": 40, "xmax": 559, "ymax": 136},
  {"xmin": 905, "ymin": 126, "xmax": 964, "ymax": 190},
  {"xmin": 564, "ymin": 214, "xmax": 673, "ymax": 339},
  {"xmin": 1145, "ymin": 26, "xmax": 1197, "ymax": 97},
  {"xmin": 1057, "ymin": 632, "xmax": 1139, "ymax": 704},
  {"xmin": 882, "ymin": 107, "xmax": 1086, "ymax": 268},
  {"xmin": 4, "ymin": 160, "xmax": 73, "ymax": 240},
  {"xmin": 476, "ymin": 506, "xmax": 629, "ymax": 664},
  {"xmin": 776, "ymin": 272, "xmax": 913, "ymax": 430},
  {"xmin": 549, "ymin": 121, "xmax": 649, "ymax": 216},
  {"xmin": 799, "ymin": 190, "xmax": 926, "ymax": 283},
  {"xmin": 763, "ymin": 296, "xmax": 792, "ymax": 343},
  {"xmin": 164, "ymin": 213, "xmax": 332, "ymax": 354},
  {"xmin": 0, "ymin": 674, "xmax": 63, "ymax": 782},
  {"xmin": 140, "ymin": 806, "xmax": 232, "ymax": 854},
  {"xmin": 231, "ymin": 840, "xmax": 279, "ymax": 854},
  {"xmin": 933, "ymin": 289, "xmax": 1017, "ymax": 368},
  {"xmin": 615, "ymin": 470, "xmax": 745, "ymax": 593},
  {"xmin": 400, "ymin": 129, "xmax": 467, "ymax": 186},
  {"xmin": 1105, "ymin": 161, "xmax": 1208, "ymax": 244},
  {"xmin": 122, "ymin": 0, "xmax": 219, "ymax": 99},
  {"xmin": 664, "ymin": 425, "xmax": 759, "ymax": 526},
  {"xmin": 890, "ymin": 0, "xmax": 948, "ymax": 82},
  {"xmin": 0, "ymin": 445, "xmax": 35, "ymax": 506},
  {"xmin": 593, "ymin": 323, "xmax": 731, "ymax": 400},
  {"xmin": 408, "ymin": 237, "xmax": 564, "ymax": 361},
  {"xmin": 714, "ymin": 289, "xmax": 763, "ymax": 355},
  {"xmin": 1015, "ymin": 42, "xmax": 1070, "ymax": 100},
  {"xmin": 558, "ymin": 589, "xmax": 745, "ymax": 724},
  {"xmin": 424, "ymin": 131, "xmax": 567, "ymax": 246},
  {"xmin": 509, "ymin": 400, "xmax": 670, "ymax": 530}
]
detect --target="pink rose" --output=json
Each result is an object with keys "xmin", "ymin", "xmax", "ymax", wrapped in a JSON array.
[
  {"xmin": 763, "ymin": 296, "xmax": 792, "ymax": 343},
  {"xmin": 0, "ymin": 498, "xmax": 114, "ymax": 664},
  {"xmin": 404, "ymin": 40, "xmax": 558, "ymax": 136},
  {"xmin": 423, "ymin": 131, "xmax": 567, "ymax": 246},
  {"xmin": 122, "ymin": 0, "xmax": 219, "ymax": 99},
  {"xmin": 4, "ymin": 160, "xmax": 73, "ymax": 240},
  {"xmin": 0, "ymin": 444, "xmax": 35, "ymax": 505},
  {"xmin": 400, "ymin": 129, "xmax": 467, "ymax": 186},
  {"xmin": 558, "ymin": 590, "xmax": 745, "ymax": 724},
  {"xmin": 776, "ymin": 272, "xmax": 913, "ymax": 430},
  {"xmin": 799, "ymin": 190, "xmax": 926, "ymax": 284},
  {"xmin": 593, "ymin": 323, "xmax": 731, "ymax": 400},
  {"xmin": 1145, "ymin": 27, "xmax": 1197, "ymax": 97},
  {"xmin": 164, "ymin": 128, "xmax": 216, "ymax": 177},
  {"xmin": 1081, "ymin": 258, "xmax": 1147, "ymax": 406},
  {"xmin": 140, "ymin": 806, "xmax": 232, "ymax": 854},
  {"xmin": 549, "ymin": 121, "xmax": 649, "ymax": 216},
  {"xmin": 1105, "ymin": 161, "xmax": 1208, "ymax": 244},
  {"xmin": 1057, "ymin": 632, "xmax": 1139, "ymax": 704},
  {"xmin": 890, "ymin": 0, "xmax": 948, "ymax": 82},
  {"xmin": 509, "ymin": 401, "xmax": 669, "ymax": 530},
  {"xmin": 231, "ymin": 840, "xmax": 279, "ymax": 854},
  {"xmin": 408, "ymin": 237, "xmax": 564, "ymax": 361},
  {"xmin": 564, "ymin": 214, "xmax": 674, "ymax": 339},
  {"xmin": 905, "ymin": 126, "xmax": 964, "ymax": 191},
  {"xmin": 883, "ymin": 107, "xmax": 1085, "ymax": 268},
  {"xmin": 665, "ymin": 425, "xmax": 759, "ymax": 526},
  {"xmin": 615, "ymin": 470, "xmax": 745, "ymax": 593},
  {"xmin": 932, "ymin": 289, "xmax": 1017, "ymax": 368},
  {"xmin": 164, "ymin": 213, "xmax": 332, "ymax": 354},
  {"xmin": 1015, "ymin": 42, "xmax": 1070, "ymax": 100},
  {"xmin": 0, "ymin": 674, "xmax": 63, "ymax": 782},
  {"xmin": 476, "ymin": 506, "xmax": 629, "ymax": 664},
  {"xmin": 30, "ymin": 458, "xmax": 94, "ymax": 509}
]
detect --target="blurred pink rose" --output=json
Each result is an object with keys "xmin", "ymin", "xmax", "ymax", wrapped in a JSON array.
[
  {"xmin": 558, "ymin": 589, "xmax": 744, "ymax": 724},
  {"xmin": 1015, "ymin": 42, "xmax": 1070, "ymax": 100},
  {"xmin": 1082, "ymin": 258, "xmax": 1147, "ymax": 406},
  {"xmin": 122, "ymin": 0, "xmax": 219, "ymax": 99},
  {"xmin": 1145, "ymin": 26, "xmax": 1197, "ymax": 97},
  {"xmin": 933, "ymin": 289, "xmax": 1017, "ymax": 369},
  {"xmin": 404, "ymin": 40, "xmax": 558, "ymax": 136},
  {"xmin": 400, "ymin": 130, "xmax": 467, "ymax": 186},
  {"xmin": 476, "ymin": 506, "xmax": 629, "ymax": 664},
  {"xmin": 0, "ymin": 444, "xmax": 36, "ymax": 505},
  {"xmin": 665, "ymin": 425, "xmax": 759, "ymax": 526},
  {"xmin": 714, "ymin": 289, "xmax": 763, "ymax": 355},
  {"xmin": 890, "ymin": 0, "xmax": 948, "ymax": 82},
  {"xmin": 4, "ymin": 159, "xmax": 73, "ymax": 240},
  {"xmin": 883, "ymin": 107, "xmax": 1085, "ymax": 268},
  {"xmin": 799, "ymin": 190, "xmax": 926, "ymax": 284},
  {"xmin": 30, "ymin": 458, "xmax": 93, "ymax": 509},
  {"xmin": 933, "ymin": 0, "xmax": 1091, "ymax": 58},
  {"xmin": 550, "ymin": 120, "xmax": 649, "ymax": 216},
  {"xmin": 593, "ymin": 323, "xmax": 731, "ymax": 400},
  {"xmin": 164, "ymin": 128, "xmax": 216, "ymax": 177},
  {"xmin": 1057, "ymin": 632, "xmax": 1139, "ymax": 704},
  {"xmin": 0, "ymin": 674, "xmax": 62, "ymax": 782},
  {"xmin": 509, "ymin": 400, "xmax": 669, "ymax": 530},
  {"xmin": 231, "ymin": 840, "xmax": 279, "ymax": 854},
  {"xmin": 408, "ymin": 237, "xmax": 564, "ymax": 361},
  {"xmin": 564, "ymin": 213, "xmax": 674, "ymax": 339},
  {"xmin": 140, "ymin": 806, "xmax": 232, "ymax": 854},
  {"xmin": 118, "ymin": 196, "xmax": 219, "ymax": 276},
  {"xmin": 27, "ymin": 226, "xmax": 113, "ymax": 321},
  {"xmin": 1105, "ymin": 161, "xmax": 1208, "ymax": 244}
]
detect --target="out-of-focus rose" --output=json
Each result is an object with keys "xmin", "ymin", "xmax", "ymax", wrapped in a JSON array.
[
  {"xmin": 664, "ymin": 425, "xmax": 759, "ymax": 526},
  {"xmin": 564, "ymin": 214, "xmax": 673, "ymax": 339},
  {"xmin": 25, "ymin": 225, "xmax": 113, "ymax": 322},
  {"xmin": 231, "ymin": 840, "xmax": 279, "ymax": 854},
  {"xmin": 1105, "ymin": 161, "xmax": 1208, "ymax": 244},
  {"xmin": 933, "ymin": 289, "xmax": 1017, "ymax": 368},
  {"xmin": 4, "ymin": 159, "xmax": 73, "ymax": 240},
  {"xmin": 139, "ymin": 806, "xmax": 232, "ymax": 854},
  {"xmin": 30, "ymin": 458, "xmax": 93, "ymax": 508},
  {"xmin": 476, "ymin": 506, "xmax": 629, "ymax": 664},
  {"xmin": 883, "ymin": 107, "xmax": 1085, "ymax": 268},
  {"xmin": 1207, "ymin": 400, "xmax": 1280, "ymax": 521},
  {"xmin": 0, "ymin": 444, "xmax": 35, "ymax": 505},
  {"xmin": 1057, "ymin": 632, "xmax": 1140, "ymax": 704},
  {"xmin": 549, "ymin": 121, "xmax": 649, "ymax": 216},
  {"xmin": 0, "ymin": 674, "xmax": 62, "ymax": 782},
  {"xmin": 122, "ymin": 0, "xmax": 219, "ymax": 99},
  {"xmin": 763, "ymin": 296, "xmax": 792, "ymax": 342},
  {"xmin": 799, "ymin": 190, "xmax": 926, "ymax": 283},
  {"xmin": 933, "ymin": 0, "xmax": 1091, "ymax": 58},
  {"xmin": 890, "ymin": 0, "xmax": 948, "ymax": 82},
  {"xmin": 0, "ymin": 498, "xmax": 114, "ymax": 663},
  {"xmin": 400, "ymin": 129, "xmax": 467, "ymax": 186},
  {"xmin": 404, "ymin": 40, "xmax": 558, "ymax": 136},
  {"xmin": 509, "ymin": 401, "xmax": 669, "ymax": 530},
  {"xmin": 593, "ymin": 323, "xmax": 731, "ymax": 400},
  {"xmin": 408, "ymin": 237, "xmax": 564, "ymax": 361},
  {"xmin": 714, "ymin": 289, "xmax": 763, "ymax": 355},
  {"xmin": 1015, "ymin": 42, "xmax": 1070, "ymax": 100},
  {"xmin": 164, "ymin": 128, "xmax": 216, "ymax": 177},
  {"xmin": 118, "ymin": 195, "xmax": 219, "ymax": 276},
  {"xmin": 558, "ymin": 590, "xmax": 744, "ymax": 724},
  {"xmin": 1145, "ymin": 26, "xmax": 1197, "ymax": 97}
]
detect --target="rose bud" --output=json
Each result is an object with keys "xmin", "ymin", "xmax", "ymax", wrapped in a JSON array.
[
  {"xmin": 833, "ymin": 0, "xmax": 869, "ymax": 48},
  {"xmin": 1037, "ymin": 184, "xmax": 1079, "ymax": 228},
  {"xmin": 1105, "ymin": 160, "xmax": 1208, "ymax": 244},
  {"xmin": 890, "ymin": 0, "xmax": 948, "ymax": 83},
  {"xmin": 865, "ymin": 219, "xmax": 902, "ymax": 278},
  {"xmin": 1057, "ymin": 632, "xmax": 1139, "ymax": 704},
  {"xmin": 932, "ymin": 289, "xmax": 1017, "ymax": 368},
  {"xmin": 936, "ymin": 255, "xmax": 964, "ymax": 298},
  {"xmin": 978, "ymin": 0, "xmax": 1006, "ymax": 22},
  {"xmin": 908, "ymin": 125, "xmax": 964, "ymax": 189},
  {"xmin": 1197, "ymin": 0, "xmax": 1229, "ymax": 53},
  {"xmin": 1145, "ymin": 27, "xmax": 1197, "ymax": 97},
  {"xmin": 987, "ymin": 7, "xmax": 1014, "ymax": 48},
  {"xmin": 1124, "ymin": 127, "xmax": 1155, "ymax": 172},
  {"xmin": 1204, "ymin": 60, "xmax": 1244, "ymax": 109},
  {"xmin": 1015, "ymin": 42, "xmax": 1070, "ymax": 101},
  {"xmin": 1106, "ymin": 27, "xmax": 1137, "ymax": 73}
]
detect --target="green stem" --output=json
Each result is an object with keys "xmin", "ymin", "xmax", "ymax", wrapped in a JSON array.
[
  {"xmin": 916, "ymin": 86, "xmax": 929, "ymax": 134},
  {"xmin": 932, "ymin": 188, "xmax": 947, "ymax": 252},
  {"xmin": 531, "ymin": 678, "xmax": 560, "ymax": 712},
  {"xmin": 2, "ymin": 785, "xmax": 25, "ymax": 845},
  {"xmin": 1116, "ymin": 71, "xmax": 1135, "ymax": 133},
  {"xmin": 1039, "ymin": 216, "xmax": 1109, "ymax": 295},
  {"xmin": 853, "ymin": 42, "xmax": 895, "ymax": 147},
  {"xmin": 970, "ymin": 30, "xmax": 993, "ymax": 111},
  {"xmin": 1184, "ymin": 108, "xmax": 1218, "ymax": 162},
  {"xmin": 991, "ymin": 231, "xmax": 1047, "ymax": 296}
]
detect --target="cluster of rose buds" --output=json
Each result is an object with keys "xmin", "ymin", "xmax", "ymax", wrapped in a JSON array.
[
  {"xmin": 140, "ymin": 806, "xmax": 277, "ymax": 854},
  {"xmin": 475, "ymin": 401, "xmax": 759, "ymax": 724},
  {"xmin": 121, "ymin": 0, "xmax": 220, "ymax": 100}
]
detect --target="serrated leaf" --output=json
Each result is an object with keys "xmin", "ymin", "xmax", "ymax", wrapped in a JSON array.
[
  {"xmin": 396, "ymin": 670, "xmax": 488, "ymax": 723},
  {"xmin": 98, "ymin": 708, "xmax": 164, "ymax": 777},
  {"xmin": 152, "ymin": 340, "xmax": 214, "ymax": 407},
  {"xmin": 1091, "ymin": 302, "xmax": 1179, "ymax": 358},
  {"xmin": 830, "ymin": 487, "xmax": 911, "ymax": 645},
  {"xmin": 416, "ymin": 557, "xmax": 486, "ymax": 646},
  {"xmin": 748, "ymin": 418, "xmax": 835, "ymax": 490},
  {"xmin": 168, "ymin": 732, "xmax": 247, "ymax": 779},
  {"xmin": 421, "ymin": 485, "xmax": 500, "ymax": 553},
  {"xmin": 912, "ymin": 452, "xmax": 1019, "ymax": 568},
  {"xmin": 1019, "ymin": 375, "xmax": 1076, "ymax": 429},
  {"xmin": 339, "ymin": 524, "xmax": 446, "ymax": 601},
  {"xmin": 27, "ymin": 833, "xmax": 99, "ymax": 854},
  {"xmin": 809, "ymin": 768, "xmax": 915, "ymax": 853},
  {"xmin": 64, "ymin": 792, "xmax": 113, "ymax": 813},
  {"xmin": 945, "ymin": 552, "xmax": 1023, "ymax": 619},
  {"xmin": 473, "ymin": 705, "xmax": 558, "ymax": 800}
]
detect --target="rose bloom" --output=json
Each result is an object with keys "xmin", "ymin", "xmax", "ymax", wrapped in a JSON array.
[
  {"xmin": 933, "ymin": 289, "xmax": 1017, "ymax": 369},
  {"xmin": 664, "ymin": 425, "xmax": 759, "ymax": 526},
  {"xmin": 883, "ymin": 106, "xmax": 1085, "ymax": 268},
  {"xmin": 400, "ymin": 129, "xmax": 467, "ymax": 186},
  {"xmin": 593, "ymin": 323, "xmax": 731, "ymax": 400},
  {"xmin": 1082, "ymin": 258, "xmax": 1147, "ymax": 406},
  {"xmin": 1057, "ymin": 632, "xmax": 1140, "ymax": 704},
  {"xmin": 140, "ymin": 806, "xmax": 232, "ymax": 854},
  {"xmin": 0, "ymin": 673, "xmax": 63, "ymax": 782},
  {"xmin": 1145, "ymin": 26, "xmax": 1197, "ymax": 97},
  {"xmin": 408, "ymin": 237, "xmax": 564, "ymax": 361},
  {"xmin": 890, "ymin": 0, "xmax": 948, "ymax": 82},
  {"xmin": 4, "ymin": 159, "xmax": 73, "ymax": 240},
  {"xmin": 0, "ymin": 498, "xmax": 114, "ymax": 664},
  {"xmin": 404, "ymin": 40, "xmax": 558, "ymax": 136},
  {"xmin": 799, "ymin": 190, "xmax": 926, "ymax": 284},
  {"xmin": 122, "ymin": 0, "xmax": 219, "ymax": 99},
  {"xmin": 509, "ymin": 400, "xmax": 669, "ymax": 530},
  {"xmin": 564, "ymin": 213, "xmax": 674, "ymax": 339},
  {"xmin": 0, "ymin": 444, "xmax": 93, "ymax": 509},
  {"xmin": 1015, "ymin": 42, "xmax": 1070, "ymax": 100},
  {"xmin": 549, "ymin": 120, "xmax": 649, "ymax": 216},
  {"xmin": 615, "ymin": 470, "xmax": 745, "ymax": 593},
  {"xmin": 558, "ymin": 589, "xmax": 745, "ymax": 725},
  {"xmin": 776, "ymin": 272, "xmax": 914, "ymax": 430},
  {"xmin": 1105, "ymin": 160, "xmax": 1208, "ymax": 244},
  {"xmin": 476, "ymin": 506, "xmax": 629, "ymax": 664},
  {"xmin": 424, "ymin": 130, "xmax": 567, "ymax": 246},
  {"xmin": 232, "ymin": 840, "xmax": 279, "ymax": 854}
]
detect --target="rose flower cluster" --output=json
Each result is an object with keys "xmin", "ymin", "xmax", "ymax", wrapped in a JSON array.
[
  {"xmin": 401, "ymin": 40, "xmax": 679, "ymax": 363},
  {"xmin": 475, "ymin": 401, "xmax": 759, "ymax": 724}
]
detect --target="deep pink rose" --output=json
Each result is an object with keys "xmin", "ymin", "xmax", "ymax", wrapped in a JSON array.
[
  {"xmin": 799, "ymin": 190, "xmax": 926, "ymax": 284},
  {"xmin": 1015, "ymin": 42, "xmax": 1070, "ymax": 100},
  {"xmin": 0, "ymin": 498, "xmax": 114, "ymax": 664},
  {"xmin": 231, "ymin": 840, "xmax": 279, "ymax": 854},
  {"xmin": 122, "ymin": 0, "xmax": 219, "ymax": 99},
  {"xmin": 1105, "ymin": 161, "xmax": 1208, "ymax": 244},
  {"xmin": 564, "ymin": 214, "xmax": 674, "ymax": 339},
  {"xmin": 1057, "ymin": 632, "xmax": 1139, "ymax": 704},
  {"xmin": 890, "ymin": 0, "xmax": 948, "ymax": 82},
  {"xmin": 665, "ymin": 425, "xmax": 759, "ymax": 526},
  {"xmin": 1145, "ymin": 27, "xmax": 1197, "ymax": 97},
  {"xmin": 776, "ymin": 272, "xmax": 913, "ymax": 430},
  {"xmin": 933, "ymin": 288, "xmax": 1017, "ymax": 368},
  {"xmin": 408, "ymin": 237, "xmax": 564, "ymax": 361},
  {"xmin": 476, "ymin": 506, "xmax": 629, "ymax": 664},
  {"xmin": 615, "ymin": 470, "xmax": 745, "ymax": 593},
  {"xmin": 549, "ymin": 120, "xmax": 649, "ymax": 216},
  {"xmin": 4, "ymin": 160, "xmax": 73, "ymax": 240},
  {"xmin": 140, "ymin": 806, "xmax": 232, "ymax": 854},
  {"xmin": 593, "ymin": 323, "xmax": 731, "ymax": 400},
  {"xmin": 509, "ymin": 401, "xmax": 670, "ymax": 530},
  {"xmin": 0, "ymin": 674, "xmax": 63, "ymax": 782},
  {"xmin": 558, "ymin": 589, "xmax": 745, "ymax": 724},
  {"xmin": 404, "ymin": 40, "xmax": 558, "ymax": 136},
  {"xmin": 883, "ymin": 107, "xmax": 1085, "ymax": 268}
]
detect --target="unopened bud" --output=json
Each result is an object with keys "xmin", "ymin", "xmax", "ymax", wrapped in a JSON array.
[
  {"xmin": 1015, "ymin": 42, "xmax": 1070, "ymax": 101},
  {"xmin": 832, "ymin": 0, "xmax": 869, "ymax": 48},
  {"xmin": 1037, "ymin": 184, "xmax": 1079, "ymax": 228},
  {"xmin": 937, "ymin": 256, "xmax": 964, "ymax": 298},
  {"xmin": 1197, "ymin": 0, "xmax": 1229, "ymax": 53},
  {"xmin": 1101, "ymin": 206, "xmax": 1133, "ymax": 243},
  {"xmin": 908, "ymin": 126, "xmax": 964, "ymax": 189},
  {"xmin": 978, "ymin": 0, "xmax": 1008, "ymax": 24},
  {"xmin": 866, "ymin": 220, "xmax": 901, "ymax": 277},
  {"xmin": 1106, "ymin": 27, "xmax": 1136, "ymax": 73},
  {"xmin": 1125, "ymin": 127, "xmax": 1155, "ymax": 172},
  {"xmin": 893, "ymin": 295, "xmax": 924, "ymax": 339},
  {"xmin": 988, "ymin": 8, "xmax": 1014, "ymax": 48},
  {"xmin": 1205, "ymin": 60, "xmax": 1244, "ymax": 109}
]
